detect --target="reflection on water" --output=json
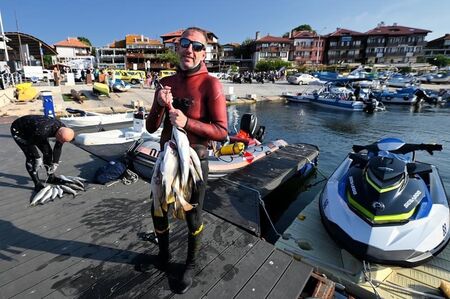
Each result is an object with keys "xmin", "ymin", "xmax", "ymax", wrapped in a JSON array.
[{"xmin": 228, "ymin": 101, "xmax": 450, "ymax": 240}]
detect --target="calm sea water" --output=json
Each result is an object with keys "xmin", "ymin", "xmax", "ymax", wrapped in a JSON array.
[{"xmin": 228, "ymin": 101, "xmax": 450, "ymax": 241}]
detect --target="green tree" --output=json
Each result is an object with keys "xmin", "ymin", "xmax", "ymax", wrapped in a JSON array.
[
  {"xmin": 282, "ymin": 32, "xmax": 290, "ymax": 38},
  {"xmin": 157, "ymin": 49, "xmax": 180, "ymax": 67},
  {"xmin": 77, "ymin": 37, "xmax": 92, "ymax": 47},
  {"xmin": 43, "ymin": 55, "xmax": 53, "ymax": 68},
  {"xmin": 427, "ymin": 54, "xmax": 450, "ymax": 68},
  {"xmin": 233, "ymin": 39, "xmax": 256, "ymax": 59},
  {"xmin": 255, "ymin": 59, "xmax": 291, "ymax": 72},
  {"xmin": 292, "ymin": 24, "xmax": 314, "ymax": 32}
]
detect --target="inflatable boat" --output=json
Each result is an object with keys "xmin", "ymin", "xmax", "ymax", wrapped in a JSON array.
[
  {"xmin": 319, "ymin": 138, "xmax": 449, "ymax": 267},
  {"xmin": 60, "ymin": 108, "xmax": 134, "ymax": 128}
]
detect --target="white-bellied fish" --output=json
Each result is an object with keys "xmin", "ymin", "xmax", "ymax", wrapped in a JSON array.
[
  {"xmin": 30, "ymin": 185, "xmax": 52, "ymax": 206},
  {"xmin": 64, "ymin": 182, "xmax": 84, "ymax": 191},
  {"xmin": 160, "ymin": 141, "xmax": 179, "ymax": 204},
  {"xmin": 40, "ymin": 187, "xmax": 55, "ymax": 204},
  {"xmin": 150, "ymin": 149, "xmax": 165, "ymax": 217},
  {"xmin": 172, "ymin": 127, "xmax": 190, "ymax": 187},
  {"xmin": 51, "ymin": 186, "xmax": 59, "ymax": 200},
  {"xmin": 60, "ymin": 185, "xmax": 77, "ymax": 197},
  {"xmin": 56, "ymin": 185, "xmax": 64, "ymax": 198}
]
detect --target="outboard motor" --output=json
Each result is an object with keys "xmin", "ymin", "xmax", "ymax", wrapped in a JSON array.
[
  {"xmin": 364, "ymin": 93, "xmax": 377, "ymax": 114},
  {"xmin": 240, "ymin": 113, "xmax": 265, "ymax": 142}
]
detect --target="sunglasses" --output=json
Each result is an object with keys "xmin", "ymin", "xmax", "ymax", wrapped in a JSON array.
[{"xmin": 179, "ymin": 37, "xmax": 205, "ymax": 52}]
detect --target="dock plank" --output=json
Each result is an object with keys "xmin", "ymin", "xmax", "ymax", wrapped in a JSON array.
[
  {"xmin": 234, "ymin": 249, "xmax": 292, "ymax": 299},
  {"xmin": 202, "ymin": 240, "xmax": 273, "ymax": 298},
  {"xmin": 266, "ymin": 258, "xmax": 313, "ymax": 299}
]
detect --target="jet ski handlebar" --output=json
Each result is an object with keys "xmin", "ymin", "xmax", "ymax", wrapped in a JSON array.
[{"xmin": 352, "ymin": 143, "xmax": 443, "ymax": 155}]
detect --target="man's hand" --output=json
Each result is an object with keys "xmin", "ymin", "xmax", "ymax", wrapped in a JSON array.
[
  {"xmin": 34, "ymin": 158, "xmax": 43, "ymax": 170},
  {"xmin": 46, "ymin": 163, "xmax": 59, "ymax": 175},
  {"xmin": 169, "ymin": 109, "xmax": 188, "ymax": 128},
  {"xmin": 157, "ymin": 86, "xmax": 173, "ymax": 109}
]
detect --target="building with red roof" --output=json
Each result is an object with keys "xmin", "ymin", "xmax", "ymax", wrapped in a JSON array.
[
  {"xmin": 97, "ymin": 34, "xmax": 164, "ymax": 70},
  {"xmin": 290, "ymin": 30, "xmax": 325, "ymax": 65},
  {"xmin": 54, "ymin": 37, "xmax": 93, "ymax": 67},
  {"xmin": 365, "ymin": 22, "xmax": 430, "ymax": 64},
  {"xmin": 254, "ymin": 33, "xmax": 292, "ymax": 66},
  {"xmin": 423, "ymin": 34, "xmax": 450, "ymax": 60},
  {"xmin": 324, "ymin": 28, "xmax": 366, "ymax": 64}
]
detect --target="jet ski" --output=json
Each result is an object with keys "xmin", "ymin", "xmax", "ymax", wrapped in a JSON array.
[{"xmin": 319, "ymin": 137, "xmax": 449, "ymax": 267}]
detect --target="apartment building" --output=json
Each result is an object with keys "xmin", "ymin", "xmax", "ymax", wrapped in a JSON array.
[
  {"xmin": 96, "ymin": 39, "xmax": 127, "ymax": 69},
  {"xmin": 125, "ymin": 34, "xmax": 164, "ymax": 70},
  {"xmin": 423, "ymin": 34, "xmax": 450, "ymax": 60},
  {"xmin": 290, "ymin": 30, "xmax": 325, "ymax": 65},
  {"xmin": 54, "ymin": 37, "xmax": 94, "ymax": 68},
  {"xmin": 324, "ymin": 28, "xmax": 366, "ymax": 64},
  {"xmin": 253, "ymin": 34, "xmax": 292, "ymax": 66},
  {"xmin": 365, "ymin": 23, "xmax": 430, "ymax": 64}
]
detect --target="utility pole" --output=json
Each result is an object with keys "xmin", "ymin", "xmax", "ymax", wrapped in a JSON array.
[
  {"xmin": 316, "ymin": 27, "xmax": 327, "ymax": 67},
  {"xmin": 0, "ymin": 11, "xmax": 9, "ymax": 61},
  {"xmin": 15, "ymin": 11, "xmax": 24, "ymax": 66}
]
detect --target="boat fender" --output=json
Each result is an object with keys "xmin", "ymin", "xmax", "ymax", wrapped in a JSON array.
[{"xmin": 217, "ymin": 142, "xmax": 245, "ymax": 156}]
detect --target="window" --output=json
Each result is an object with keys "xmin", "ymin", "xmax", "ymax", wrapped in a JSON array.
[
  {"xmin": 353, "ymin": 40, "xmax": 361, "ymax": 46},
  {"xmin": 330, "ymin": 41, "xmax": 337, "ymax": 47}
]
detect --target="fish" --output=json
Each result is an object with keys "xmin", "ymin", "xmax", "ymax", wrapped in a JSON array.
[
  {"xmin": 51, "ymin": 186, "xmax": 59, "ymax": 200},
  {"xmin": 56, "ymin": 185, "xmax": 64, "ymax": 198},
  {"xmin": 150, "ymin": 149, "xmax": 165, "ymax": 217},
  {"xmin": 172, "ymin": 127, "xmax": 191, "ymax": 187},
  {"xmin": 64, "ymin": 182, "xmax": 84, "ymax": 191},
  {"xmin": 60, "ymin": 185, "xmax": 77, "ymax": 197},
  {"xmin": 40, "ymin": 187, "xmax": 56, "ymax": 204},
  {"xmin": 171, "ymin": 171, "xmax": 194, "ymax": 212},
  {"xmin": 160, "ymin": 141, "xmax": 179, "ymax": 204},
  {"xmin": 58, "ymin": 174, "xmax": 76, "ymax": 184},
  {"xmin": 65, "ymin": 175, "xmax": 87, "ymax": 182},
  {"xmin": 64, "ymin": 176, "xmax": 85, "ymax": 188},
  {"xmin": 30, "ymin": 185, "xmax": 52, "ymax": 206},
  {"xmin": 189, "ymin": 147, "xmax": 204, "ymax": 183}
]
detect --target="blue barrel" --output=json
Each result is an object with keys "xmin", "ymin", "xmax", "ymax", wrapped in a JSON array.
[{"xmin": 41, "ymin": 91, "xmax": 55, "ymax": 118}]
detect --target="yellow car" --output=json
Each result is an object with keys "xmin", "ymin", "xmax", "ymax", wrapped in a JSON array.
[
  {"xmin": 159, "ymin": 69, "xmax": 176, "ymax": 79},
  {"xmin": 106, "ymin": 70, "xmax": 145, "ymax": 84}
]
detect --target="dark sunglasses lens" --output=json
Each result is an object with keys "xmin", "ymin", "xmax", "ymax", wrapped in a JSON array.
[
  {"xmin": 180, "ymin": 38, "xmax": 190, "ymax": 48},
  {"xmin": 180, "ymin": 38, "xmax": 204, "ymax": 51},
  {"xmin": 191, "ymin": 42, "xmax": 204, "ymax": 51}
]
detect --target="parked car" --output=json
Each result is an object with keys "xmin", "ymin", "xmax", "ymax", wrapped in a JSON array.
[
  {"xmin": 287, "ymin": 73, "xmax": 318, "ymax": 85},
  {"xmin": 158, "ymin": 69, "xmax": 177, "ymax": 79}
]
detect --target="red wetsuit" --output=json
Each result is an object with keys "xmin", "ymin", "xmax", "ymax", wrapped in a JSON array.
[{"xmin": 146, "ymin": 63, "xmax": 228, "ymax": 149}]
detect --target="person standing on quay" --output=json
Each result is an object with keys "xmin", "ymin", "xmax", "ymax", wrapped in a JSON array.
[{"xmin": 145, "ymin": 27, "xmax": 228, "ymax": 293}]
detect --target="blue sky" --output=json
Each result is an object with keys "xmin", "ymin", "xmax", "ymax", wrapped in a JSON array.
[{"xmin": 1, "ymin": 0, "xmax": 448, "ymax": 46}]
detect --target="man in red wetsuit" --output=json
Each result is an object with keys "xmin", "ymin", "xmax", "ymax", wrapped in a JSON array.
[{"xmin": 146, "ymin": 27, "xmax": 228, "ymax": 293}]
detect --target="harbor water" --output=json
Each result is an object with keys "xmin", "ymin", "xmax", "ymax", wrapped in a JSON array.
[{"xmin": 228, "ymin": 101, "xmax": 450, "ymax": 241}]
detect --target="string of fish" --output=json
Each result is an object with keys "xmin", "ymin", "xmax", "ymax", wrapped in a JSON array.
[{"xmin": 150, "ymin": 126, "xmax": 204, "ymax": 220}]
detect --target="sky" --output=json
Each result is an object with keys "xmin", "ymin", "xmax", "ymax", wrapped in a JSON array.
[{"xmin": 1, "ymin": 0, "xmax": 449, "ymax": 47}]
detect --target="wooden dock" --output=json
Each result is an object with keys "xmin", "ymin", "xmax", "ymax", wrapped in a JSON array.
[
  {"xmin": 0, "ymin": 123, "xmax": 315, "ymax": 298},
  {"xmin": 205, "ymin": 143, "xmax": 319, "ymax": 236},
  {"xmin": 275, "ymin": 194, "xmax": 450, "ymax": 299}
]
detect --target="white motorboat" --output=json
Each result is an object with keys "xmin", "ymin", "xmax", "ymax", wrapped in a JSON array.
[
  {"xmin": 60, "ymin": 109, "xmax": 134, "ymax": 128},
  {"xmin": 74, "ymin": 111, "xmax": 161, "ymax": 145}
]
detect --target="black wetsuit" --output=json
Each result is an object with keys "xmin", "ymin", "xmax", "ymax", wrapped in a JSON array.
[{"xmin": 10, "ymin": 115, "xmax": 65, "ymax": 189}]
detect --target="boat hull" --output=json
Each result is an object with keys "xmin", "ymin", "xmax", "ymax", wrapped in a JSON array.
[
  {"xmin": 60, "ymin": 112, "xmax": 134, "ymax": 128},
  {"xmin": 310, "ymin": 96, "xmax": 364, "ymax": 111},
  {"xmin": 130, "ymin": 139, "xmax": 290, "ymax": 181},
  {"xmin": 93, "ymin": 83, "xmax": 110, "ymax": 96}
]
